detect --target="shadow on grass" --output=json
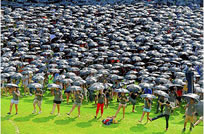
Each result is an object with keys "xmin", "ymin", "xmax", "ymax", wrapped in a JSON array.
[
  {"xmin": 76, "ymin": 118, "xmax": 96, "ymax": 128},
  {"xmin": 151, "ymin": 131, "xmax": 167, "ymax": 134},
  {"xmin": 54, "ymin": 117, "xmax": 77, "ymax": 125},
  {"xmin": 32, "ymin": 115, "xmax": 56, "ymax": 123},
  {"xmin": 1, "ymin": 115, "xmax": 15, "ymax": 121},
  {"xmin": 130, "ymin": 124, "xmax": 147, "ymax": 132},
  {"xmin": 13, "ymin": 114, "xmax": 38, "ymax": 122}
]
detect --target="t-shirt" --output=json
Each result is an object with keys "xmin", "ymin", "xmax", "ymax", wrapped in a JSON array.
[
  {"xmin": 186, "ymin": 103, "xmax": 196, "ymax": 116},
  {"xmin": 169, "ymin": 92, "xmax": 177, "ymax": 102},
  {"xmin": 54, "ymin": 90, "xmax": 62, "ymax": 101},
  {"xmin": 35, "ymin": 89, "xmax": 43, "ymax": 101},
  {"xmin": 98, "ymin": 93, "xmax": 106, "ymax": 104},
  {"xmin": 177, "ymin": 89, "xmax": 182, "ymax": 97},
  {"xmin": 12, "ymin": 90, "xmax": 20, "ymax": 100},
  {"xmin": 130, "ymin": 93, "xmax": 137, "ymax": 100},
  {"xmin": 144, "ymin": 88, "xmax": 152, "ymax": 94},
  {"xmin": 144, "ymin": 99, "xmax": 151, "ymax": 109},
  {"xmin": 120, "ymin": 95, "xmax": 127, "ymax": 104},
  {"xmin": 75, "ymin": 93, "xmax": 83, "ymax": 103},
  {"xmin": 164, "ymin": 104, "xmax": 172, "ymax": 115},
  {"xmin": 48, "ymin": 75, "xmax": 54, "ymax": 84}
]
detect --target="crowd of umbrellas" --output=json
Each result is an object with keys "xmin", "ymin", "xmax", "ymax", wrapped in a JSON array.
[{"xmin": 1, "ymin": 0, "xmax": 204, "ymax": 114}]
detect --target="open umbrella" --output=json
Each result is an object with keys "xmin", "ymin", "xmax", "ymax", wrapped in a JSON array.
[
  {"xmin": 29, "ymin": 83, "xmax": 42, "ymax": 89},
  {"xmin": 47, "ymin": 84, "xmax": 61, "ymax": 89},
  {"xmin": 141, "ymin": 94, "xmax": 156, "ymax": 99},
  {"xmin": 154, "ymin": 90, "xmax": 170, "ymax": 98},
  {"xmin": 6, "ymin": 83, "xmax": 18, "ymax": 88},
  {"xmin": 127, "ymin": 84, "xmax": 141, "ymax": 92},
  {"xmin": 89, "ymin": 83, "xmax": 104, "ymax": 91},
  {"xmin": 114, "ymin": 88, "xmax": 129, "ymax": 93},
  {"xmin": 182, "ymin": 93, "xmax": 200, "ymax": 102}
]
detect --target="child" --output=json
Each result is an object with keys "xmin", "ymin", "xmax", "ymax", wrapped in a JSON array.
[
  {"xmin": 129, "ymin": 91, "xmax": 137, "ymax": 112},
  {"xmin": 67, "ymin": 90, "xmax": 83, "ymax": 117},
  {"xmin": 64, "ymin": 83, "xmax": 71, "ymax": 104},
  {"xmin": 102, "ymin": 116, "xmax": 117, "ymax": 125},
  {"xmin": 183, "ymin": 98, "xmax": 196, "ymax": 132},
  {"xmin": 150, "ymin": 101, "xmax": 178, "ymax": 131},
  {"xmin": 32, "ymin": 87, "xmax": 43, "ymax": 114},
  {"xmin": 95, "ymin": 90, "xmax": 106, "ymax": 118},
  {"xmin": 114, "ymin": 92, "xmax": 128, "ymax": 119},
  {"xmin": 139, "ymin": 97, "xmax": 152, "ymax": 123},
  {"xmin": 7, "ymin": 85, "xmax": 20, "ymax": 115},
  {"xmin": 50, "ymin": 87, "xmax": 62, "ymax": 115}
]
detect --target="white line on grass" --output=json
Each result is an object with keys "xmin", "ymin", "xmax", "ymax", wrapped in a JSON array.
[{"xmin": 8, "ymin": 119, "xmax": 20, "ymax": 134}]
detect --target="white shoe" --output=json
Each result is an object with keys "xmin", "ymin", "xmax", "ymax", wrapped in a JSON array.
[
  {"xmin": 38, "ymin": 111, "xmax": 42, "ymax": 114},
  {"xmin": 32, "ymin": 110, "xmax": 36, "ymax": 114},
  {"xmin": 50, "ymin": 112, "xmax": 53, "ymax": 114}
]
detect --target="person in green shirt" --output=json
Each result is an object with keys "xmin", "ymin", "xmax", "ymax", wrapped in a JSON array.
[
  {"xmin": 7, "ymin": 86, "xmax": 20, "ymax": 115},
  {"xmin": 50, "ymin": 87, "xmax": 62, "ymax": 116},
  {"xmin": 114, "ymin": 92, "xmax": 128, "ymax": 119},
  {"xmin": 150, "ymin": 101, "xmax": 178, "ymax": 131},
  {"xmin": 32, "ymin": 88, "xmax": 43, "ymax": 114},
  {"xmin": 48, "ymin": 73, "xmax": 54, "ymax": 84},
  {"xmin": 95, "ymin": 90, "xmax": 106, "ymax": 118},
  {"xmin": 67, "ymin": 90, "xmax": 83, "ymax": 118}
]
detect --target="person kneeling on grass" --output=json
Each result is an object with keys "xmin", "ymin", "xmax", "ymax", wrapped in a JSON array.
[
  {"xmin": 183, "ymin": 98, "xmax": 196, "ymax": 132},
  {"xmin": 67, "ymin": 90, "xmax": 83, "ymax": 117},
  {"xmin": 114, "ymin": 92, "xmax": 128, "ymax": 119},
  {"xmin": 139, "ymin": 97, "xmax": 152, "ymax": 123},
  {"xmin": 7, "ymin": 86, "xmax": 20, "ymax": 115},
  {"xmin": 95, "ymin": 89, "xmax": 106, "ymax": 118},
  {"xmin": 32, "ymin": 87, "xmax": 43, "ymax": 114},
  {"xmin": 50, "ymin": 87, "xmax": 62, "ymax": 115},
  {"xmin": 150, "ymin": 101, "xmax": 178, "ymax": 131}
]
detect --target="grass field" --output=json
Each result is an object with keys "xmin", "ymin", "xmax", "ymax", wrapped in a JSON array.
[{"xmin": 1, "ymin": 92, "xmax": 203, "ymax": 134}]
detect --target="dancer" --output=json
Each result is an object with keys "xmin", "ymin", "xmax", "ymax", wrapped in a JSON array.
[
  {"xmin": 129, "ymin": 91, "xmax": 137, "ymax": 112},
  {"xmin": 114, "ymin": 92, "xmax": 128, "ymax": 119},
  {"xmin": 50, "ymin": 87, "xmax": 62, "ymax": 115},
  {"xmin": 95, "ymin": 89, "xmax": 106, "ymax": 118},
  {"xmin": 150, "ymin": 101, "xmax": 178, "ymax": 131},
  {"xmin": 139, "ymin": 97, "xmax": 152, "ymax": 123},
  {"xmin": 32, "ymin": 87, "xmax": 43, "ymax": 114},
  {"xmin": 7, "ymin": 85, "xmax": 20, "ymax": 115},
  {"xmin": 67, "ymin": 90, "xmax": 83, "ymax": 117},
  {"xmin": 183, "ymin": 98, "xmax": 196, "ymax": 132}
]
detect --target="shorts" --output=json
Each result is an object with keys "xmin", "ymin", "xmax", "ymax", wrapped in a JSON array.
[
  {"xmin": 11, "ymin": 99, "xmax": 19, "ymax": 104},
  {"xmin": 143, "ymin": 108, "xmax": 151, "ymax": 113},
  {"xmin": 119, "ymin": 103, "xmax": 126, "ymax": 107},
  {"xmin": 33, "ymin": 99, "xmax": 42, "ymax": 107},
  {"xmin": 185, "ymin": 115, "xmax": 194, "ymax": 123},
  {"xmin": 130, "ymin": 98, "xmax": 136, "ymax": 105},
  {"xmin": 64, "ymin": 90, "xmax": 71, "ymax": 94},
  {"xmin": 176, "ymin": 97, "xmax": 181, "ymax": 102},
  {"xmin": 53, "ymin": 100, "xmax": 61, "ymax": 104},
  {"xmin": 74, "ymin": 102, "xmax": 82, "ymax": 106}
]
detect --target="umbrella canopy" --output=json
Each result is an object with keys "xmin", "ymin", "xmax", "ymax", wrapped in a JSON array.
[
  {"xmin": 154, "ymin": 90, "xmax": 170, "ymax": 98},
  {"xmin": 141, "ymin": 94, "xmax": 156, "ymax": 99},
  {"xmin": 6, "ymin": 83, "xmax": 18, "ymax": 88},
  {"xmin": 47, "ymin": 83, "xmax": 61, "ymax": 89},
  {"xmin": 114, "ymin": 88, "xmax": 129, "ymax": 93},
  {"xmin": 154, "ymin": 85, "xmax": 168, "ymax": 90},
  {"xmin": 127, "ymin": 84, "xmax": 142, "ymax": 92},
  {"xmin": 29, "ymin": 83, "xmax": 42, "ymax": 89},
  {"xmin": 89, "ymin": 83, "xmax": 104, "ymax": 91},
  {"xmin": 182, "ymin": 93, "xmax": 200, "ymax": 102},
  {"xmin": 195, "ymin": 100, "xmax": 203, "ymax": 116},
  {"xmin": 68, "ymin": 86, "xmax": 82, "ymax": 91}
]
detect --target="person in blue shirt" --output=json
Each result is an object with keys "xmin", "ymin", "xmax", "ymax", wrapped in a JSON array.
[{"xmin": 143, "ymin": 88, "xmax": 152, "ymax": 94}]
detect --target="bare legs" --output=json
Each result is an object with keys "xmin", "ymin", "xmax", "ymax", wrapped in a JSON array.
[
  {"xmin": 114, "ymin": 104, "xmax": 126, "ymax": 119},
  {"xmin": 68, "ymin": 104, "xmax": 80, "ymax": 117}
]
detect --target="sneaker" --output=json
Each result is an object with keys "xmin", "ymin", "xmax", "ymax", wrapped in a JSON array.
[
  {"xmin": 15, "ymin": 113, "xmax": 18, "ymax": 115},
  {"xmin": 32, "ymin": 110, "xmax": 36, "ymax": 114},
  {"xmin": 95, "ymin": 116, "xmax": 97, "ymax": 119},
  {"xmin": 182, "ymin": 128, "xmax": 186, "ymax": 132},
  {"xmin": 78, "ymin": 115, "xmax": 80, "ymax": 118},
  {"xmin": 50, "ymin": 112, "xmax": 53, "ymax": 115},
  {"xmin": 67, "ymin": 113, "xmax": 70, "ymax": 116},
  {"xmin": 190, "ymin": 127, "xmax": 192, "ymax": 131},
  {"xmin": 7, "ymin": 112, "xmax": 11, "ymax": 115},
  {"xmin": 38, "ymin": 111, "xmax": 42, "ymax": 114}
]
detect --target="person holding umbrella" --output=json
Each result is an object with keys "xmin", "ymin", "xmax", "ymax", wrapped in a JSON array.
[
  {"xmin": 150, "ymin": 101, "xmax": 178, "ymax": 131},
  {"xmin": 32, "ymin": 84, "xmax": 43, "ymax": 114},
  {"xmin": 129, "ymin": 91, "xmax": 137, "ymax": 112},
  {"xmin": 139, "ymin": 94, "xmax": 156, "ymax": 123},
  {"xmin": 50, "ymin": 86, "xmax": 62, "ymax": 116},
  {"xmin": 22, "ymin": 74, "xmax": 29, "ymax": 96},
  {"xmin": 67, "ymin": 87, "xmax": 83, "ymax": 117},
  {"xmin": 114, "ymin": 89, "xmax": 129, "ymax": 119},
  {"xmin": 7, "ymin": 84, "xmax": 20, "ymax": 115},
  {"xmin": 183, "ymin": 98, "xmax": 197, "ymax": 132},
  {"xmin": 95, "ymin": 89, "xmax": 106, "ymax": 118}
]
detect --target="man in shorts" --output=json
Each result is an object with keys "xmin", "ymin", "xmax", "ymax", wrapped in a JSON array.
[{"xmin": 32, "ymin": 87, "xmax": 43, "ymax": 114}]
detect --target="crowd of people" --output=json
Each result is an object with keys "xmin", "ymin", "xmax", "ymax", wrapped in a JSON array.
[{"xmin": 1, "ymin": 0, "xmax": 203, "ymax": 132}]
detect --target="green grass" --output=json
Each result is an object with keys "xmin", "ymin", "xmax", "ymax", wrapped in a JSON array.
[{"xmin": 1, "ymin": 92, "xmax": 203, "ymax": 134}]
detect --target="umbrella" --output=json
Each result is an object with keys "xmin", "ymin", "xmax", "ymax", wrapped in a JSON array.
[
  {"xmin": 127, "ymin": 84, "xmax": 142, "ymax": 92},
  {"xmin": 68, "ymin": 86, "xmax": 82, "ymax": 91},
  {"xmin": 195, "ymin": 100, "xmax": 203, "ymax": 116},
  {"xmin": 182, "ymin": 93, "xmax": 200, "ymax": 102},
  {"xmin": 139, "ymin": 83, "xmax": 150, "ymax": 89},
  {"xmin": 154, "ymin": 85, "xmax": 168, "ymax": 90},
  {"xmin": 47, "ymin": 84, "xmax": 61, "ymax": 89},
  {"xmin": 154, "ymin": 90, "xmax": 170, "ymax": 98},
  {"xmin": 29, "ymin": 83, "xmax": 43, "ymax": 89},
  {"xmin": 6, "ymin": 83, "xmax": 18, "ymax": 88},
  {"xmin": 11, "ymin": 73, "xmax": 23, "ymax": 80},
  {"xmin": 141, "ymin": 94, "xmax": 156, "ymax": 99},
  {"xmin": 89, "ymin": 83, "xmax": 104, "ymax": 91},
  {"xmin": 114, "ymin": 88, "xmax": 129, "ymax": 93}
]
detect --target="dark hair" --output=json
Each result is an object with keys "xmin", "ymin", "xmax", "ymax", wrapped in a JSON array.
[{"xmin": 166, "ymin": 101, "xmax": 170, "ymax": 104}]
